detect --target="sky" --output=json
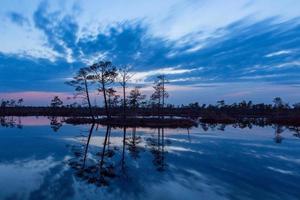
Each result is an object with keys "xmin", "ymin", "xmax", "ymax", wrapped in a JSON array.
[{"xmin": 0, "ymin": 0, "xmax": 300, "ymax": 106}]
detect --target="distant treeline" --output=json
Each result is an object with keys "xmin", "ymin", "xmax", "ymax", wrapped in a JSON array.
[{"xmin": 1, "ymin": 98, "xmax": 300, "ymax": 121}]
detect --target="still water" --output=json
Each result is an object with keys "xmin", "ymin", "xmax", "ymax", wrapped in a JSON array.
[{"xmin": 0, "ymin": 116, "xmax": 300, "ymax": 200}]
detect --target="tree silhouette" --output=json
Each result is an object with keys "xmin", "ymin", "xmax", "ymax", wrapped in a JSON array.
[
  {"xmin": 17, "ymin": 98, "xmax": 24, "ymax": 107},
  {"xmin": 118, "ymin": 65, "xmax": 133, "ymax": 122},
  {"xmin": 66, "ymin": 67, "xmax": 95, "ymax": 120},
  {"xmin": 50, "ymin": 96, "xmax": 63, "ymax": 107},
  {"xmin": 1, "ymin": 99, "xmax": 9, "ymax": 107},
  {"xmin": 217, "ymin": 100, "xmax": 225, "ymax": 108},
  {"xmin": 9, "ymin": 99, "xmax": 16, "ymax": 107},
  {"xmin": 293, "ymin": 102, "xmax": 300, "ymax": 109},
  {"xmin": 151, "ymin": 75, "xmax": 169, "ymax": 118},
  {"xmin": 273, "ymin": 97, "xmax": 284, "ymax": 108},
  {"xmin": 89, "ymin": 61, "xmax": 118, "ymax": 119},
  {"xmin": 128, "ymin": 86, "xmax": 146, "ymax": 115}
]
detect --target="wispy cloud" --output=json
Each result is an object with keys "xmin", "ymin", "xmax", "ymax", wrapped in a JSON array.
[
  {"xmin": 239, "ymin": 74, "xmax": 286, "ymax": 80},
  {"xmin": 131, "ymin": 67, "xmax": 202, "ymax": 83},
  {"xmin": 276, "ymin": 61, "xmax": 300, "ymax": 68},
  {"xmin": 265, "ymin": 50, "xmax": 293, "ymax": 58}
]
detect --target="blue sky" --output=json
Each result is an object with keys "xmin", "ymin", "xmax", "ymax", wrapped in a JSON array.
[{"xmin": 0, "ymin": 0, "xmax": 300, "ymax": 105}]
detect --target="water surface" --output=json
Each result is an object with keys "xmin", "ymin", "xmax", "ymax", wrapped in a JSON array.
[{"xmin": 0, "ymin": 116, "xmax": 300, "ymax": 200}]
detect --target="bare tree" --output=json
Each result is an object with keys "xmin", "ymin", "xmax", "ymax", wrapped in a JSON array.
[
  {"xmin": 66, "ymin": 67, "xmax": 95, "ymax": 120},
  {"xmin": 151, "ymin": 75, "xmax": 169, "ymax": 118},
  {"xmin": 159, "ymin": 75, "xmax": 168, "ymax": 112},
  {"xmin": 118, "ymin": 65, "xmax": 133, "ymax": 121},
  {"xmin": 89, "ymin": 61, "xmax": 118, "ymax": 119}
]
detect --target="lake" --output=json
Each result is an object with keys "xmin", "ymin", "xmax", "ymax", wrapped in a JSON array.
[{"xmin": 0, "ymin": 116, "xmax": 300, "ymax": 200}]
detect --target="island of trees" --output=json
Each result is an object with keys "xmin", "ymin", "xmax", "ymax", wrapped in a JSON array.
[{"xmin": 1, "ymin": 60, "xmax": 300, "ymax": 127}]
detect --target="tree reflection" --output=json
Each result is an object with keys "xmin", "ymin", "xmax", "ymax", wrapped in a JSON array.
[
  {"xmin": 273, "ymin": 125, "xmax": 284, "ymax": 144},
  {"xmin": 48, "ymin": 116, "xmax": 63, "ymax": 132},
  {"xmin": 99, "ymin": 126, "xmax": 116, "ymax": 184},
  {"xmin": 121, "ymin": 126, "xmax": 127, "ymax": 170},
  {"xmin": 68, "ymin": 124, "xmax": 171, "ymax": 188},
  {"xmin": 198, "ymin": 120, "xmax": 297, "ymax": 143},
  {"xmin": 288, "ymin": 126, "xmax": 300, "ymax": 138},
  {"xmin": 147, "ymin": 128, "xmax": 167, "ymax": 171},
  {"xmin": 126, "ymin": 127, "xmax": 143, "ymax": 159},
  {"xmin": 187, "ymin": 128, "xmax": 191, "ymax": 142},
  {"xmin": 69, "ymin": 124, "xmax": 117, "ymax": 186},
  {"xmin": 0, "ymin": 116, "xmax": 22, "ymax": 129},
  {"xmin": 82, "ymin": 123, "xmax": 95, "ymax": 168}
]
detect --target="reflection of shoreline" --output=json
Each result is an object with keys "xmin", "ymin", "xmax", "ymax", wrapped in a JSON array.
[
  {"xmin": 0, "ymin": 116, "xmax": 64, "ymax": 132},
  {"xmin": 65, "ymin": 117, "xmax": 197, "ymax": 128},
  {"xmin": 2, "ymin": 116, "xmax": 300, "ymax": 144},
  {"xmin": 0, "ymin": 116, "xmax": 22, "ymax": 129},
  {"xmin": 0, "ymin": 116, "xmax": 58, "ymax": 126}
]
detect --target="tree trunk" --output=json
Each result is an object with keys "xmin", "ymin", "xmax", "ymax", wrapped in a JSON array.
[
  {"xmin": 122, "ymin": 83, "xmax": 126, "ymax": 122},
  {"xmin": 101, "ymin": 81, "xmax": 110, "ymax": 119},
  {"xmin": 84, "ymin": 79, "xmax": 95, "ymax": 121},
  {"xmin": 158, "ymin": 97, "xmax": 160, "ymax": 119},
  {"xmin": 162, "ymin": 77, "xmax": 165, "ymax": 120}
]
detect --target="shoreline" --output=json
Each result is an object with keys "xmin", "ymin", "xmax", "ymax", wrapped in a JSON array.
[{"xmin": 63, "ymin": 117, "xmax": 198, "ymax": 128}]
